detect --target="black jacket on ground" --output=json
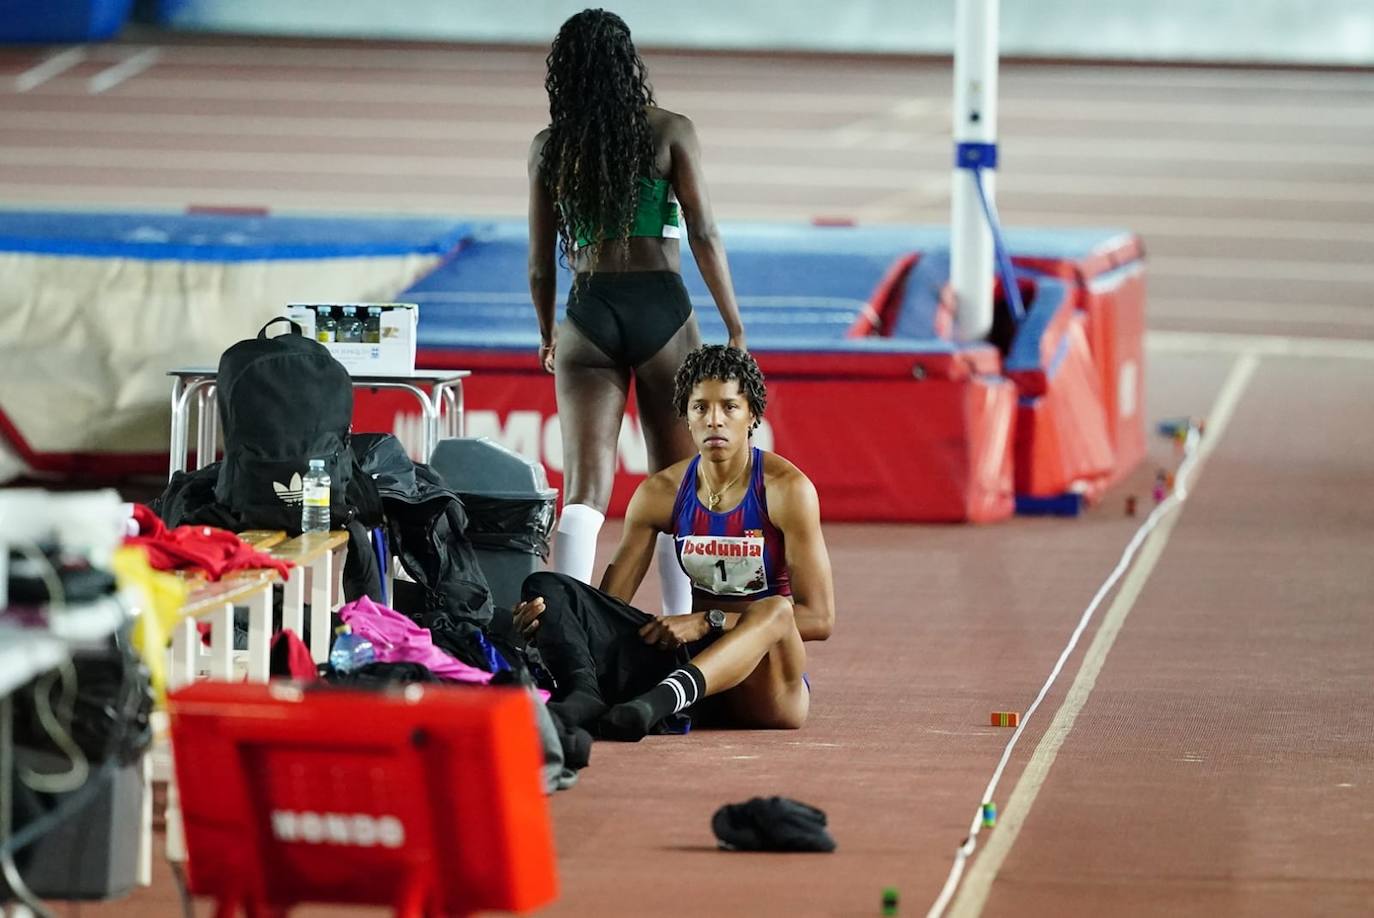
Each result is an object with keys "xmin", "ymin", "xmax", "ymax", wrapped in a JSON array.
[
  {"xmin": 520, "ymin": 571, "xmax": 685, "ymax": 730},
  {"xmin": 353, "ymin": 433, "xmax": 494, "ymax": 630}
]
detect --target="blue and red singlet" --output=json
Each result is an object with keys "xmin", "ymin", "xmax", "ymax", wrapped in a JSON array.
[{"xmin": 671, "ymin": 447, "xmax": 791, "ymax": 603}]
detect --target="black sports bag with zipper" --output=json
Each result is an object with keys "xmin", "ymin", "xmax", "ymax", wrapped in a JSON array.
[{"xmin": 213, "ymin": 317, "xmax": 354, "ymax": 533}]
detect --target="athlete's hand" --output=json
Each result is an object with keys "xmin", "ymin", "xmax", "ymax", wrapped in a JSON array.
[
  {"xmin": 639, "ymin": 613, "xmax": 709, "ymax": 650},
  {"xmin": 513, "ymin": 596, "xmax": 546, "ymax": 639},
  {"xmin": 538, "ymin": 335, "xmax": 556, "ymax": 374},
  {"xmin": 727, "ymin": 333, "xmax": 747, "ymax": 352}
]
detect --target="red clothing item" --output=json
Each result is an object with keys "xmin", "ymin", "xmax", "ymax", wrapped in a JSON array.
[
  {"xmin": 271, "ymin": 629, "xmax": 319, "ymax": 681},
  {"xmin": 126, "ymin": 504, "xmax": 294, "ymax": 581}
]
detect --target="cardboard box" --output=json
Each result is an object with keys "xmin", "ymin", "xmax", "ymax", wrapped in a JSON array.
[{"xmin": 286, "ymin": 303, "xmax": 418, "ymax": 376}]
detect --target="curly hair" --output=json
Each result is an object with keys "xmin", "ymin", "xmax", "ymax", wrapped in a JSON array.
[
  {"xmin": 541, "ymin": 9, "xmax": 657, "ymax": 268},
  {"xmin": 673, "ymin": 345, "xmax": 767, "ymax": 432}
]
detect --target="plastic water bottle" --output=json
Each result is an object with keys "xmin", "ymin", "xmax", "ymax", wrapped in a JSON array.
[
  {"xmin": 329, "ymin": 623, "xmax": 376, "ymax": 673},
  {"xmin": 314, "ymin": 306, "xmax": 337, "ymax": 342},
  {"xmin": 363, "ymin": 306, "xmax": 383, "ymax": 343},
  {"xmin": 301, "ymin": 458, "xmax": 331, "ymax": 534},
  {"xmin": 337, "ymin": 305, "xmax": 364, "ymax": 343}
]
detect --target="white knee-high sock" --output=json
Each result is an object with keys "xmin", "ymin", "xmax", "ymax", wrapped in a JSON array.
[
  {"xmin": 552, "ymin": 503, "xmax": 605, "ymax": 584},
  {"xmin": 656, "ymin": 531, "xmax": 693, "ymax": 616}
]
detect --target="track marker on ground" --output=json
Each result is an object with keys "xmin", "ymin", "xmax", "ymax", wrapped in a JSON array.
[
  {"xmin": 89, "ymin": 48, "xmax": 161, "ymax": 95},
  {"xmin": 928, "ymin": 353, "xmax": 1260, "ymax": 918},
  {"xmin": 14, "ymin": 47, "xmax": 86, "ymax": 92}
]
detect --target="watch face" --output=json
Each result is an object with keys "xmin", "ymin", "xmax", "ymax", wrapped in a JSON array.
[{"xmin": 708, "ymin": 609, "xmax": 726, "ymax": 630}]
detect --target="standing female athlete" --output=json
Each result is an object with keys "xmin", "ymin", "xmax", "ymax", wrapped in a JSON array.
[{"xmin": 528, "ymin": 9, "xmax": 747, "ymax": 611}]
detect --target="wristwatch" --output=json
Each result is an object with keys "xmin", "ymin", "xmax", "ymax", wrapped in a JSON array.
[{"xmin": 705, "ymin": 608, "xmax": 727, "ymax": 634}]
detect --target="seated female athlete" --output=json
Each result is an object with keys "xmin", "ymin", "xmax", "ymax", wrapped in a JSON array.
[{"xmin": 516, "ymin": 345, "xmax": 835, "ymax": 739}]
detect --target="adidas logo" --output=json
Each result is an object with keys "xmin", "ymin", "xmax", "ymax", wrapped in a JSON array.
[{"xmin": 273, "ymin": 472, "xmax": 304, "ymax": 505}]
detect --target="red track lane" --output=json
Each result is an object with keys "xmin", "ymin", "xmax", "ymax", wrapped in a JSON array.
[{"xmin": 4, "ymin": 32, "xmax": 1373, "ymax": 917}]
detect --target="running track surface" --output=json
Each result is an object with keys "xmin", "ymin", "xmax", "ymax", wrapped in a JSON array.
[{"xmin": 3, "ymin": 32, "xmax": 1372, "ymax": 917}]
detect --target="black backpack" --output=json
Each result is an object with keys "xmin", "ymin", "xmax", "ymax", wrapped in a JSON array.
[{"xmin": 213, "ymin": 317, "xmax": 354, "ymax": 533}]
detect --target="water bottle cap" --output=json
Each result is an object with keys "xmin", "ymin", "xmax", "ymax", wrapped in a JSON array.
[
  {"xmin": 309, "ymin": 458, "xmax": 325, "ymax": 470},
  {"xmin": 335, "ymin": 623, "xmax": 351, "ymax": 636}
]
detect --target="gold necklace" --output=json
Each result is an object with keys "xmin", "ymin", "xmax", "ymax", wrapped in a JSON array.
[{"xmin": 703, "ymin": 454, "xmax": 749, "ymax": 510}]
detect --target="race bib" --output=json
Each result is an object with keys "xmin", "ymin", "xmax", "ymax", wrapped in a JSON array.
[{"xmin": 678, "ymin": 533, "xmax": 768, "ymax": 596}]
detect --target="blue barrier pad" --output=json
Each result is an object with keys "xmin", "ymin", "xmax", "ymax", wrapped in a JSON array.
[
  {"xmin": 889, "ymin": 249, "xmax": 952, "ymax": 341},
  {"xmin": 1014, "ymin": 493, "xmax": 1085, "ymax": 516},
  {"xmin": 0, "ymin": 211, "xmax": 471, "ymax": 261},
  {"xmin": 1002, "ymin": 228, "xmax": 1140, "ymax": 264},
  {"xmin": 1004, "ymin": 277, "xmax": 1073, "ymax": 376},
  {"xmin": 0, "ymin": 0, "xmax": 130, "ymax": 42},
  {"xmin": 1, "ymin": 212, "xmax": 1135, "ymax": 355},
  {"xmin": 407, "ymin": 220, "xmax": 933, "ymax": 350}
]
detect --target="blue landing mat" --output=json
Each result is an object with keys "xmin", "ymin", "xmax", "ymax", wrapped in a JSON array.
[{"xmin": 0, "ymin": 210, "xmax": 471, "ymax": 261}]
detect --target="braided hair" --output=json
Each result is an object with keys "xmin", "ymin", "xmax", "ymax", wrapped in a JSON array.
[
  {"xmin": 673, "ymin": 345, "xmax": 767, "ymax": 432},
  {"xmin": 541, "ymin": 9, "xmax": 657, "ymax": 267}
]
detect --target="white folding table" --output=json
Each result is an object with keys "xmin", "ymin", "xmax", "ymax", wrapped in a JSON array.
[{"xmin": 167, "ymin": 367, "xmax": 470, "ymax": 476}]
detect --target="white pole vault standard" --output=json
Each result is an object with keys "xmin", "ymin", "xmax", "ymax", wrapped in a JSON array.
[{"xmin": 950, "ymin": 0, "xmax": 999, "ymax": 341}]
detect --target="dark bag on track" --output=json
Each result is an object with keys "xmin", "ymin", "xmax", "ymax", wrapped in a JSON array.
[{"xmin": 213, "ymin": 317, "xmax": 354, "ymax": 533}]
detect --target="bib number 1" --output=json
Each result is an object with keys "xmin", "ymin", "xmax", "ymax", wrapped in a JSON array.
[{"xmin": 680, "ymin": 535, "xmax": 767, "ymax": 596}]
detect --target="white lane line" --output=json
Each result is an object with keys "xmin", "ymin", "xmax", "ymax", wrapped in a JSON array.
[
  {"xmin": 946, "ymin": 353, "xmax": 1259, "ymax": 914},
  {"xmin": 85, "ymin": 41, "xmax": 909, "ymax": 82},
  {"xmin": 1149, "ymin": 255, "xmax": 1374, "ymax": 285},
  {"xmin": 997, "ymin": 173, "xmax": 1374, "ymax": 206},
  {"xmin": 0, "ymin": 145, "xmax": 520, "ymax": 179},
  {"xmin": 933, "ymin": 352, "xmax": 1261, "ymax": 918},
  {"xmin": 57, "ymin": 75, "xmax": 1374, "ymax": 127},
  {"xmin": 77, "ymin": 42, "xmax": 1374, "ymax": 93},
  {"xmin": 1148, "ymin": 301, "xmax": 1374, "ymax": 329},
  {"xmin": 4, "ymin": 144, "xmax": 1369, "ymax": 207},
  {"xmin": 91, "ymin": 43, "xmax": 546, "ymax": 72},
  {"xmin": 7, "ymin": 107, "xmax": 1370, "ymax": 172},
  {"xmin": 1000, "ymin": 98, "xmax": 1374, "ymax": 129},
  {"xmin": 88, "ymin": 48, "xmax": 161, "ymax": 95},
  {"xmin": 989, "ymin": 212, "xmax": 1374, "ymax": 246},
  {"xmin": 85, "ymin": 77, "xmax": 889, "ymax": 113},
  {"xmin": 0, "ymin": 183, "xmax": 835, "ymax": 223},
  {"xmin": 0, "ymin": 109, "xmax": 531, "ymax": 142},
  {"xmin": 0, "ymin": 181, "xmax": 526, "ymax": 214},
  {"xmin": 13, "ymin": 47, "xmax": 86, "ymax": 92},
  {"xmin": 1005, "ymin": 66, "xmax": 1374, "ymax": 94},
  {"xmin": 1006, "ymin": 135, "xmax": 1374, "ymax": 168},
  {"xmin": 1147, "ymin": 330, "xmax": 1374, "ymax": 361},
  {"xmin": 0, "ymin": 146, "xmax": 946, "ymax": 192}
]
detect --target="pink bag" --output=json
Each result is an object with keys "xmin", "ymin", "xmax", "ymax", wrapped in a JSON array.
[{"xmin": 338, "ymin": 595, "xmax": 493, "ymax": 686}]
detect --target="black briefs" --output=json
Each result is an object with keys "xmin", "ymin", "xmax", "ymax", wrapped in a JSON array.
[{"xmin": 565, "ymin": 270, "xmax": 693, "ymax": 367}]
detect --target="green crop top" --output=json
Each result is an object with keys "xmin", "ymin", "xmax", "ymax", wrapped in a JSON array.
[{"xmin": 572, "ymin": 178, "xmax": 681, "ymax": 248}]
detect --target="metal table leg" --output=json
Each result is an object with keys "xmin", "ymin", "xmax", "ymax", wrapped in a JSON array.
[
  {"xmin": 195, "ymin": 384, "xmax": 219, "ymax": 470},
  {"xmin": 169, "ymin": 376, "xmax": 214, "ymax": 478},
  {"xmin": 437, "ymin": 380, "xmax": 465, "ymax": 439},
  {"xmin": 168, "ymin": 377, "xmax": 188, "ymax": 479}
]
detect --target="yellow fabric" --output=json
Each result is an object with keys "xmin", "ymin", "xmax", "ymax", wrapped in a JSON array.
[{"xmin": 111, "ymin": 545, "xmax": 188, "ymax": 704}]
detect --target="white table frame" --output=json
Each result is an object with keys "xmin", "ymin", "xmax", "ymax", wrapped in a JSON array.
[
  {"xmin": 161, "ymin": 532, "xmax": 348, "ymax": 866},
  {"xmin": 167, "ymin": 368, "xmax": 470, "ymax": 477}
]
